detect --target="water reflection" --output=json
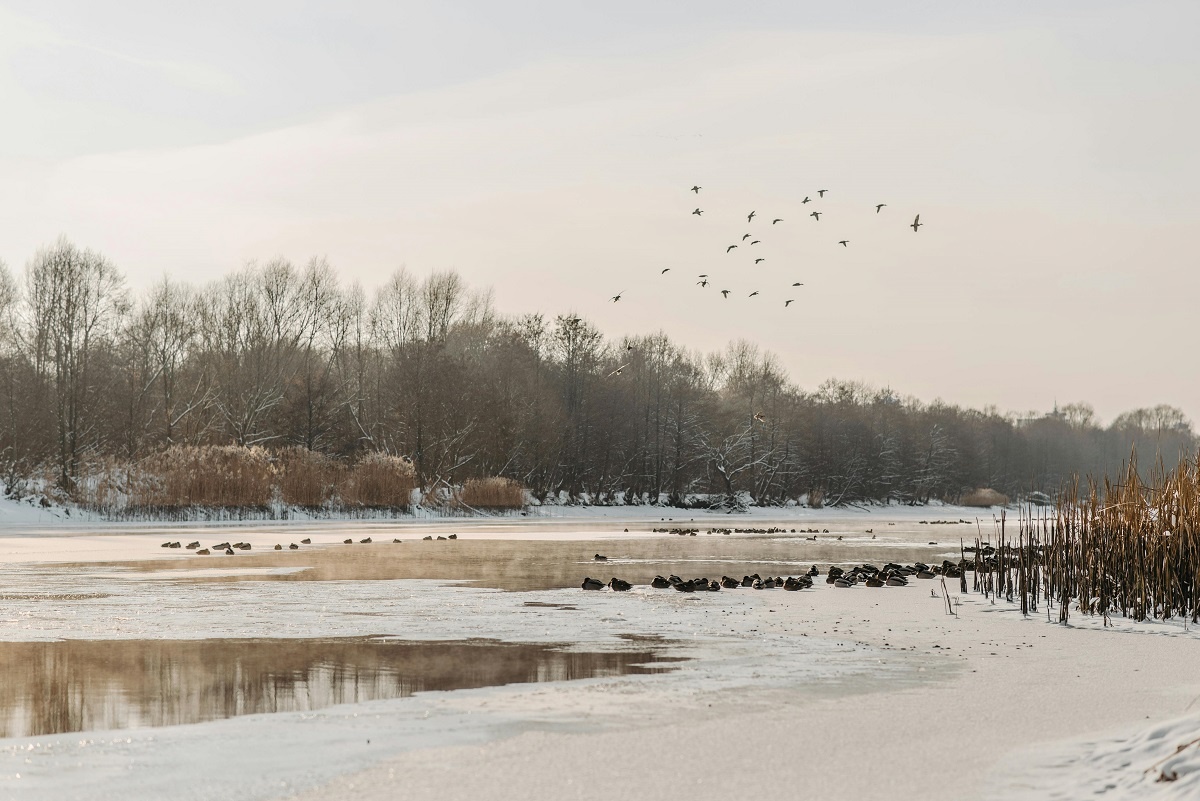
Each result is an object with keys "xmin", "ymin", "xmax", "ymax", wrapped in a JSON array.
[{"xmin": 0, "ymin": 638, "xmax": 676, "ymax": 737}]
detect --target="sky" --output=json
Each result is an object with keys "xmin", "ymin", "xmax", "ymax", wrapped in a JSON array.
[{"xmin": 0, "ymin": 1, "xmax": 1197, "ymax": 425}]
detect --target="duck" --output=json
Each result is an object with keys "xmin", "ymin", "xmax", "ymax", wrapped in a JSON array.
[
  {"xmin": 274, "ymin": 544, "xmax": 282, "ymax": 550},
  {"xmin": 196, "ymin": 548, "xmax": 210, "ymax": 555},
  {"xmin": 916, "ymin": 569, "xmax": 937, "ymax": 579},
  {"xmin": 436, "ymin": 536, "xmax": 447, "ymax": 541},
  {"xmin": 608, "ymin": 577, "xmax": 633, "ymax": 591},
  {"xmin": 289, "ymin": 543, "xmax": 299, "ymax": 550},
  {"xmin": 186, "ymin": 541, "xmax": 200, "ymax": 550},
  {"xmin": 360, "ymin": 537, "xmax": 373, "ymax": 544},
  {"xmin": 808, "ymin": 565, "xmax": 820, "ymax": 576},
  {"xmin": 834, "ymin": 577, "xmax": 854, "ymax": 588},
  {"xmin": 708, "ymin": 580, "xmax": 721, "ymax": 591},
  {"xmin": 422, "ymin": 535, "xmax": 433, "ymax": 540},
  {"xmin": 886, "ymin": 575, "xmax": 908, "ymax": 587},
  {"xmin": 448, "ymin": 534, "xmax": 458, "ymax": 539},
  {"xmin": 344, "ymin": 538, "xmax": 353, "ymax": 544},
  {"xmin": 301, "ymin": 538, "xmax": 312, "ymax": 544},
  {"xmin": 652, "ymin": 575, "xmax": 671, "ymax": 588},
  {"xmin": 393, "ymin": 538, "xmax": 402, "ymax": 543},
  {"xmin": 594, "ymin": 554, "xmax": 608, "ymax": 561},
  {"xmin": 866, "ymin": 576, "xmax": 885, "ymax": 588},
  {"xmin": 224, "ymin": 548, "xmax": 235, "ymax": 555},
  {"xmin": 673, "ymin": 579, "xmax": 696, "ymax": 592},
  {"xmin": 582, "ymin": 577, "xmax": 605, "ymax": 591},
  {"xmin": 721, "ymin": 576, "xmax": 740, "ymax": 589}
]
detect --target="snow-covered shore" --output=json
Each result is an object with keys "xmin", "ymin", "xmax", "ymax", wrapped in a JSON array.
[{"xmin": 1, "ymin": 515, "xmax": 1197, "ymax": 800}]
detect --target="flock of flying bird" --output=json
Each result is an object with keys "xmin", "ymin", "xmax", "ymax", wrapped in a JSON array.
[{"xmin": 609, "ymin": 185, "xmax": 922, "ymax": 308}]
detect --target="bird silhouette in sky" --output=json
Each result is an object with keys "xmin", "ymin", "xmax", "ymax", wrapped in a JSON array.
[
  {"xmin": 742, "ymin": 233, "xmax": 751, "ymax": 240},
  {"xmin": 747, "ymin": 211, "xmax": 757, "ymax": 222},
  {"xmin": 802, "ymin": 197, "xmax": 811, "ymax": 204},
  {"xmin": 721, "ymin": 290, "xmax": 730, "ymax": 298},
  {"xmin": 608, "ymin": 364, "xmax": 629, "ymax": 377},
  {"xmin": 772, "ymin": 218, "xmax": 783, "ymax": 224},
  {"xmin": 750, "ymin": 240, "xmax": 760, "ymax": 245},
  {"xmin": 691, "ymin": 185, "xmax": 701, "ymax": 193},
  {"xmin": 810, "ymin": 211, "xmax": 821, "ymax": 221},
  {"xmin": 611, "ymin": 292, "xmax": 624, "ymax": 302},
  {"xmin": 755, "ymin": 258, "xmax": 765, "ymax": 264},
  {"xmin": 838, "ymin": 240, "xmax": 848, "ymax": 247},
  {"xmin": 692, "ymin": 208, "xmax": 703, "ymax": 216},
  {"xmin": 661, "ymin": 268, "xmax": 671, "ymax": 274},
  {"xmin": 726, "ymin": 244, "xmax": 738, "ymax": 252},
  {"xmin": 911, "ymin": 214, "xmax": 922, "ymax": 231},
  {"xmin": 785, "ymin": 299, "xmax": 795, "ymax": 307},
  {"xmin": 875, "ymin": 204, "xmax": 886, "ymax": 213},
  {"xmin": 698, "ymin": 274, "xmax": 708, "ymax": 278},
  {"xmin": 697, "ymin": 279, "xmax": 709, "ymax": 287},
  {"xmin": 792, "ymin": 282, "xmax": 804, "ymax": 286},
  {"xmin": 753, "ymin": 412, "xmax": 766, "ymax": 423},
  {"xmin": 818, "ymin": 189, "xmax": 828, "ymax": 197},
  {"xmin": 748, "ymin": 291, "xmax": 759, "ymax": 297}
]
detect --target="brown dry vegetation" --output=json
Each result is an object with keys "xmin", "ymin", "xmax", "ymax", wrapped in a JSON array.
[
  {"xmin": 961, "ymin": 487, "xmax": 1009, "ymax": 507},
  {"xmin": 338, "ymin": 452, "xmax": 418, "ymax": 509},
  {"xmin": 971, "ymin": 451, "xmax": 1200, "ymax": 624},
  {"xmin": 275, "ymin": 446, "xmax": 343, "ymax": 508},
  {"xmin": 457, "ymin": 477, "xmax": 526, "ymax": 510}
]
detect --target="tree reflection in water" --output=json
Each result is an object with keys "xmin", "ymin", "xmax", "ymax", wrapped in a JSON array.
[{"xmin": 0, "ymin": 638, "xmax": 676, "ymax": 737}]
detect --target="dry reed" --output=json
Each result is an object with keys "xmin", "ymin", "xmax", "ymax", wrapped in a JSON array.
[
  {"xmin": 456, "ymin": 477, "xmax": 526, "ymax": 510},
  {"xmin": 339, "ymin": 452, "xmax": 418, "ymax": 509},
  {"xmin": 966, "ymin": 449, "xmax": 1200, "ymax": 625},
  {"xmin": 961, "ymin": 487, "xmax": 1009, "ymax": 507},
  {"xmin": 275, "ymin": 447, "xmax": 344, "ymax": 508}
]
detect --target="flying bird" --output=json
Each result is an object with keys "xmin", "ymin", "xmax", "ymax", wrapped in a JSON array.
[
  {"xmin": 750, "ymin": 240, "xmax": 760, "ymax": 245},
  {"xmin": 721, "ymin": 290, "xmax": 730, "ymax": 298},
  {"xmin": 698, "ymin": 274, "xmax": 708, "ymax": 278},
  {"xmin": 691, "ymin": 185, "xmax": 701, "ymax": 193},
  {"xmin": 726, "ymin": 244, "xmax": 738, "ymax": 252},
  {"xmin": 742, "ymin": 233, "xmax": 751, "ymax": 240},
  {"xmin": 611, "ymin": 292, "xmax": 624, "ymax": 302},
  {"xmin": 810, "ymin": 212, "xmax": 821, "ymax": 221},
  {"xmin": 801, "ymin": 197, "xmax": 811, "ymax": 204},
  {"xmin": 838, "ymin": 240, "xmax": 848, "ymax": 247},
  {"xmin": 747, "ymin": 211, "xmax": 757, "ymax": 222},
  {"xmin": 911, "ymin": 214, "xmax": 922, "ymax": 231},
  {"xmin": 772, "ymin": 218, "xmax": 783, "ymax": 224},
  {"xmin": 755, "ymin": 258, "xmax": 765, "ymax": 264},
  {"xmin": 608, "ymin": 364, "xmax": 629, "ymax": 377},
  {"xmin": 791, "ymin": 282, "xmax": 804, "ymax": 286},
  {"xmin": 818, "ymin": 189, "xmax": 828, "ymax": 197},
  {"xmin": 697, "ymin": 279, "xmax": 709, "ymax": 287},
  {"xmin": 875, "ymin": 204, "xmax": 886, "ymax": 213},
  {"xmin": 753, "ymin": 412, "xmax": 766, "ymax": 423},
  {"xmin": 748, "ymin": 291, "xmax": 759, "ymax": 297},
  {"xmin": 785, "ymin": 299, "xmax": 795, "ymax": 307},
  {"xmin": 660, "ymin": 268, "xmax": 671, "ymax": 274},
  {"xmin": 692, "ymin": 208, "xmax": 703, "ymax": 216}
]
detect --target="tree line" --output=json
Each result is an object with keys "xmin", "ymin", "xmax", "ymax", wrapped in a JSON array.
[{"xmin": 0, "ymin": 238, "xmax": 1194, "ymax": 510}]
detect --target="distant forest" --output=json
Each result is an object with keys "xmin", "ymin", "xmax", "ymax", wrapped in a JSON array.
[{"xmin": 0, "ymin": 239, "xmax": 1195, "ymax": 511}]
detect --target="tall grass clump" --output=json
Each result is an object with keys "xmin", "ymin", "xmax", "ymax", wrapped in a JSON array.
[
  {"xmin": 456, "ymin": 477, "xmax": 526, "ymax": 510},
  {"xmin": 340, "ymin": 452, "xmax": 418, "ymax": 509},
  {"xmin": 146, "ymin": 445, "xmax": 275, "ymax": 510},
  {"xmin": 968, "ymin": 449, "xmax": 1200, "ymax": 625},
  {"xmin": 275, "ymin": 447, "xmax": 344, "ymax": 509},
  {"xmin": 961, "ymin": 487, "xmax": 1008, "ymax": 507}
]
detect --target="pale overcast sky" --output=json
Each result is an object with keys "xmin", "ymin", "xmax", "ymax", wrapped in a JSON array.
[{"xmin": 1, "ymin": 1, "xmax": 1197, "ymax": 424}]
